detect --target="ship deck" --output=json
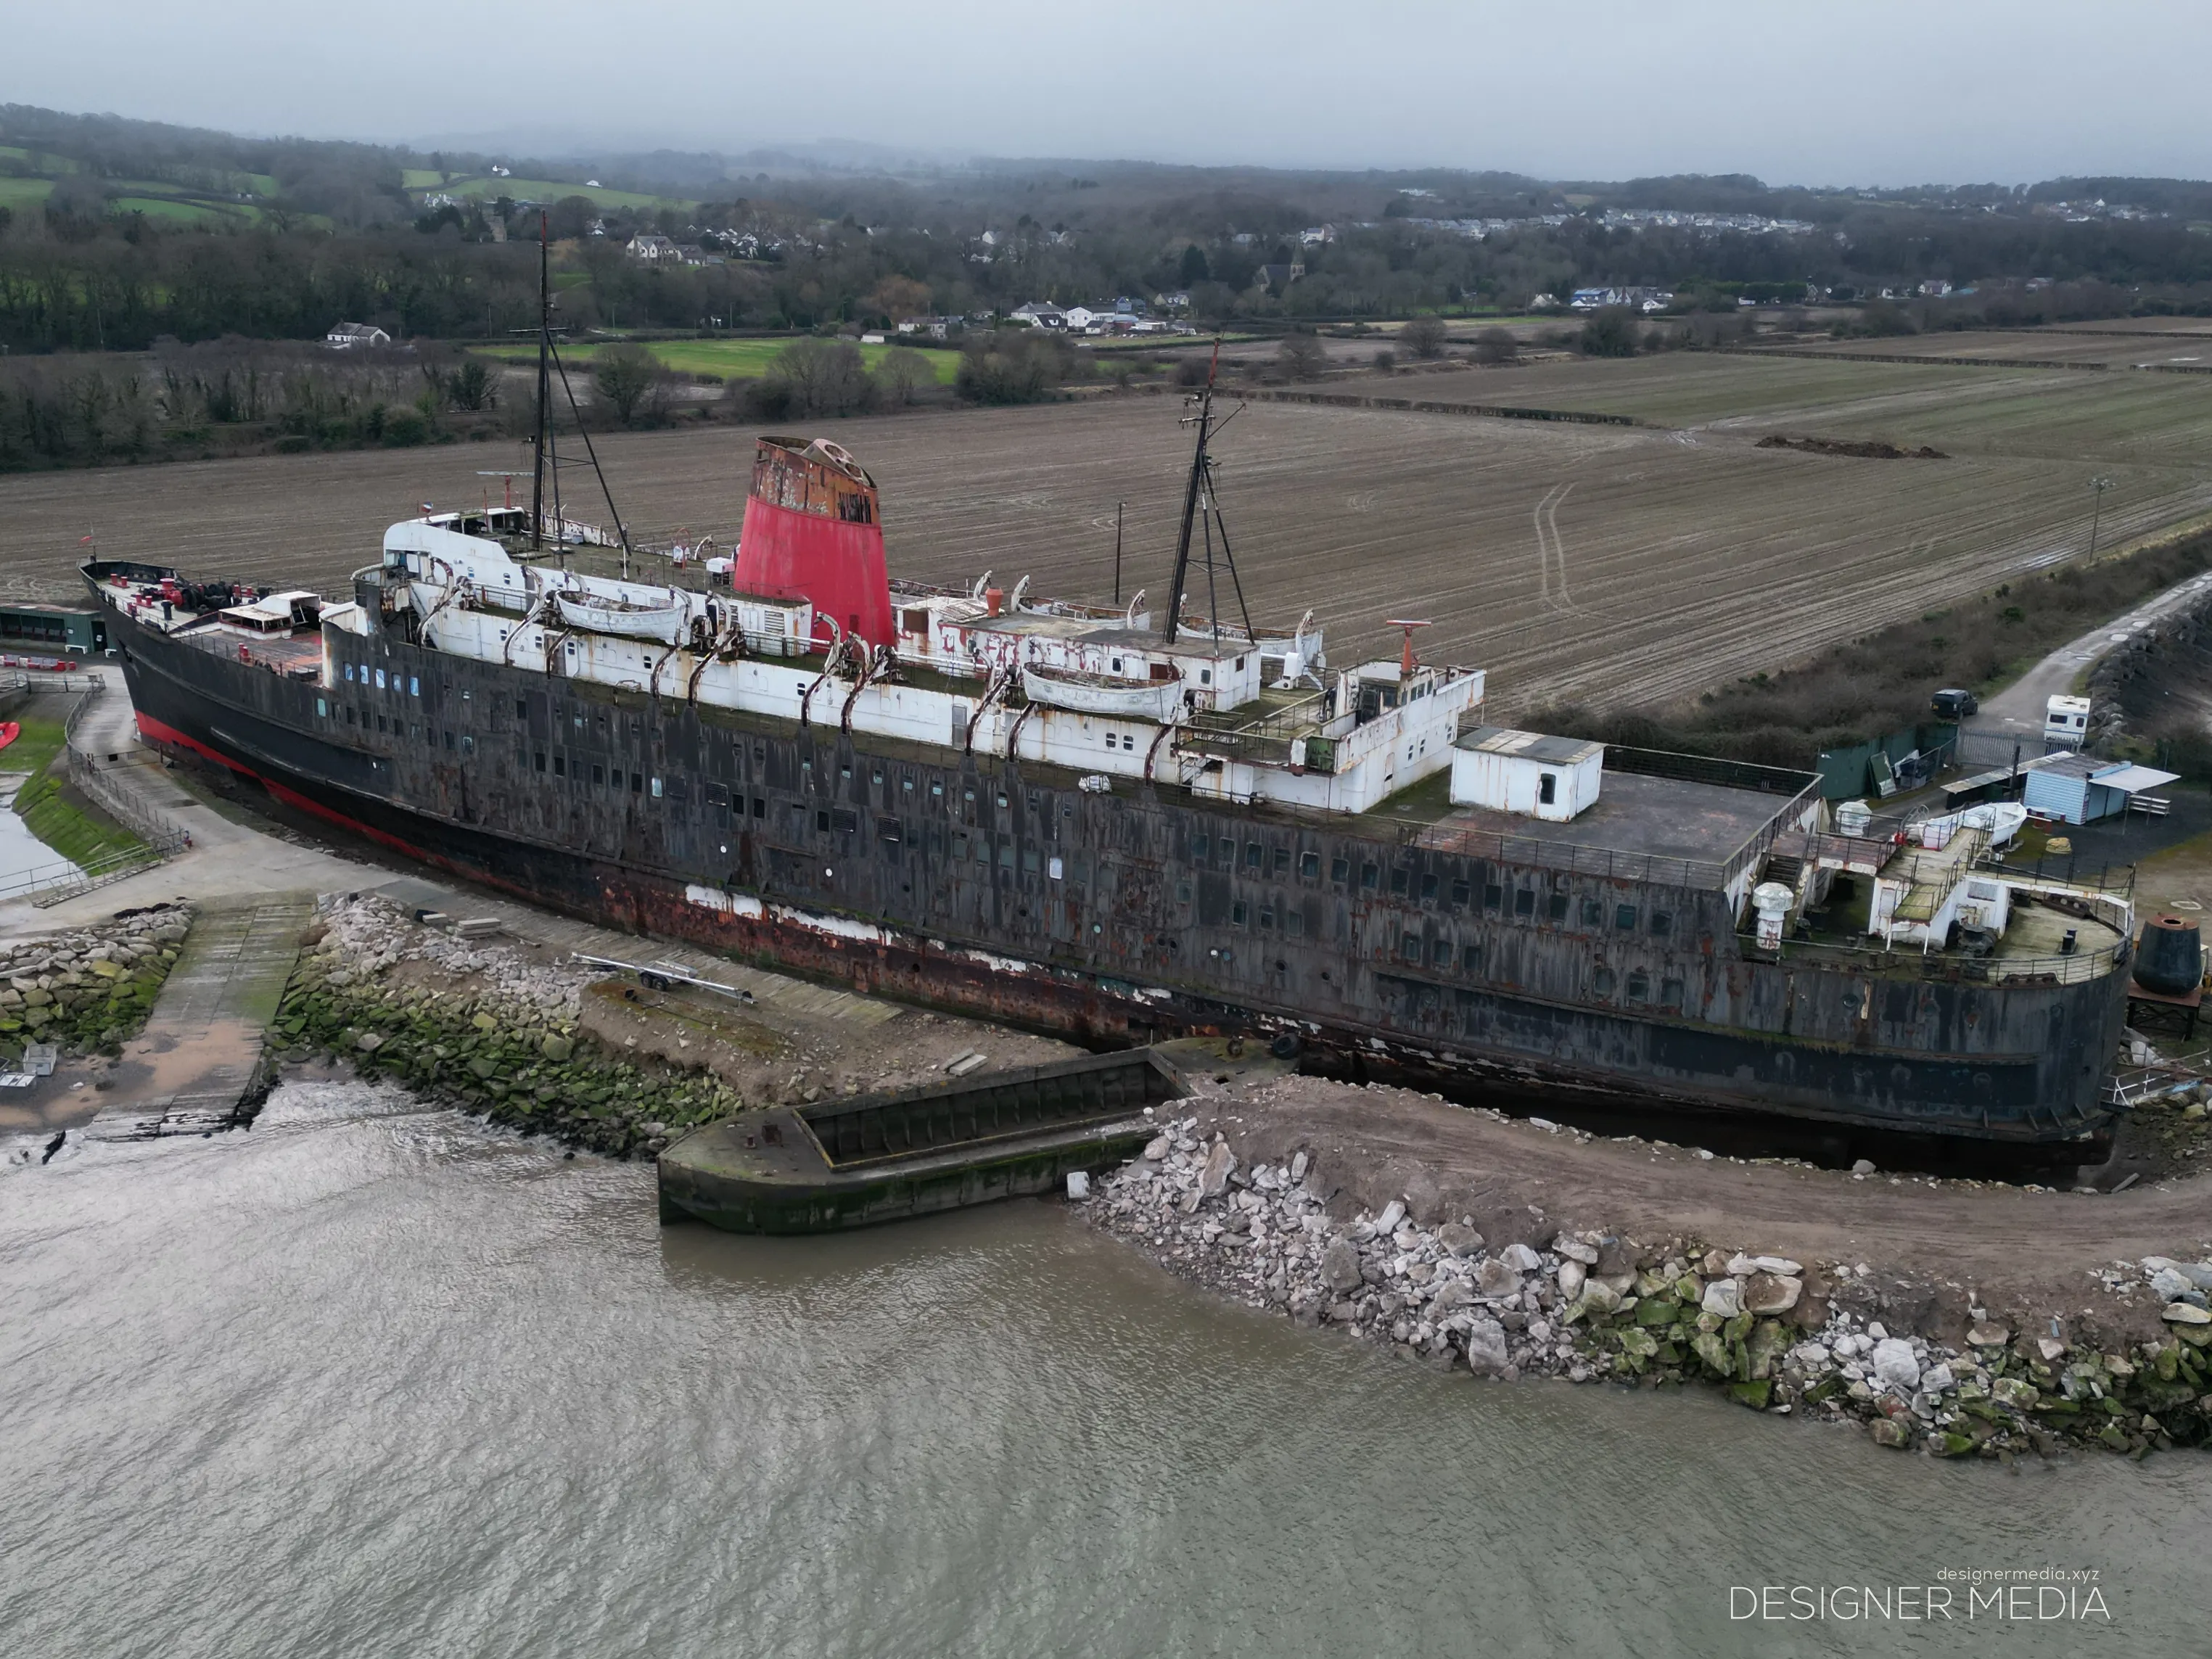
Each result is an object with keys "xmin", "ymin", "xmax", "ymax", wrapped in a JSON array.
[{"xmin": 1386, "ymin": 769, "xmax": 1791, "ymax": 888}]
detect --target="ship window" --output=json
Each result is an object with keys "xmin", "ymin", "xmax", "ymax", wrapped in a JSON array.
[
  {"xmin": 706, "ymin": 782, "xmax": 730, "ymax": 807},
  {"xmin": 461, "ymin": 736, "xmax": 473, "ymax": 754},
  {"xmin": 816, "ymin": 810, "xmax": 831, "ymax": 833},
  {"xmin": 976, "ymin": 838, "xmax": 991, "ymax": 864},
  {"xmin": 1022, "ymin": 848, "xmax": 1040, "ymax": 873},
  {"xmin": 998, "ymin": 794, "xmax": 1010, "ymax": 808},
  {"xmin": 1450, "ymin": 878, "xmax": 1471, "ymax": 907},
  {"xmin": 345, "ymin": 707, "xmax": 355, "ymax": 725},
  {"xmin": 632, "ymin": 773, "xmax": 643, "ymax": 794},
  {"xmin": 1199, "ymin": 669, "xmax": 1212, "ymax": 686},
  {"xmin": 832, "ymin": 808, "xmax": 857, "ymax": 833},
  {"xmin": 1246, "ymin": 841, "xmax": 1262, "ymax": 869},
  {"xmin": 1389, "ymin": 868, "xmax": 1408, "ymax": 896},
  {"xmin": 1627, "ymin": 972, "xmax": 1650, "ymax": 1003},
  {"xmin": 1461, "ymin": 944, "xmax": 1481, "ymax": 972},
  {"xmin": 1177, "ymin": 881, "xmax": 1191, "ymax": 903},
  {"xmin": 871, "ymin": 768, "xmax": 883, "ymax": 784},
  {"xmin": 516, "ymin": 698, "xmax": 527, "ymax": 720},
  {"xmin": 410, "ymin": 676, "xmax": 419, "ymax": 696},
  {"xmin": 1285, "ymin": 912, "xmax": 1303, "ymax": 938},
  {"xmin": 1420, "ymin": 872, "xmax": 1438, "ymax": 902},
  {"xmin": 1538, "ymin": 771, "xmax": 1556, "ymax": 805},
  {"xmin": 1232, "ymin": 901, "xmax": 1248, "ymax": 925},
  {"xmin": 1360, "ymin": 863, "xmax": 1378, "ymax": 890},
  {"xmin": 343, "ymin": 664, "xmax": 355, "ymax": 683},
  {"xmin": 953, "ymin": 832, "xmax": 970, "ymax": 858},
  {"xmin": 1661, "ymin": 979, "xmax": 1685, "ymax": 1010},
  {"xmin": 1273, "ymin": 847, "xmax": 1290, "ymax": 876},
  {"xmin": 1547, "ymin": 893, "xmax": 1568, "ymax": 921},
  {"xmin": 752, "ymin": 797, "xmax": 765, "ymax": 818},
  {"xmin": 1650, "ymin": 910, "xmax": 1673, "ymax": 937},
  {"xmin": 593, "ymin": 764, "xmax": 605, "ymax": 785},
  {"xmin": 1331, "ymin": 856, "xmax": 1349, "ymax": 884},
  {"xmin": 553, "ymin": 756, "xmax": 565, "ymax": 778},
  {"xmin": 572, "ymin": 714, "xmax": 583, "ymax": 730},
  {"xmin": 1048, "ymin": 856, "xmax": 1063, "ymax": 880},
  {"xmin": 1484, "ymin": 883, "xmax": 1502, "ymax": 911},
  {"xmin": 533, "ymin": 751, "xmax": 545, "ymax": 773},
  {"xmin": 998, "ymin": 845, "xmax": 1016, "ymax": 870},
  {"xmin": 902, "ymin": 778, "xmax": 914, "ymax": 793},
  {"xmin": 1515, "ymin": 889, "xmax": 1534, "ymax": 917},
  {"xmin": 1111, "ymin": 658, "xmax": 1122, "ymax": 672},
  {"xmin": 1593, "ymin": 967, "xmax": 1616, "ymax": 996},
  {"xmin": 1432, "ymin": 938, "xmax": 1452, "ymax": 966},
  {"xmin": 930, "ymin": 782, "xmax": 942, "ymax": 796},
  {"xmin": 1614, "ymin": 904, "xmax": 1637, "ymax": 930},
  {"xmin": 879, "ymin": 818, "xmax": 902, "ymax": 844},
  {"xmin": 1300, "ymin": 851, "xmax": 1319, "ymax": 880},
  {"xmin": 963, "ymin": 787, "xmax": 974, "ymax": 801},
  {"xmin": 374, "ymin": 669, "xmax": 386, "ymax": 690},
  {"xmin": 316, "ymin": 697, "xmax": 327, "ymax": 717},
  {"xmin": 1191, "ymin": 835, "xmax": 1209, "ymax": 863},
  {"xmin": 1399, "ymin": 934, "xmax": 1420, "ymax": 963},
  {"xmin": 1582, "ymin": 897, "xmax": 1604, "ymax": 927},
  {"xmin": 1259, "ymin": 907, "xmax": 1275, "ymax": 929}
]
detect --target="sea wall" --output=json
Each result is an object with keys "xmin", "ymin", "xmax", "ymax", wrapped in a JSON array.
[
  {"xmin": 0, "ymin": 904, "xmax": 189, "ymax": 1066},
  {"xmin": 1080, "ymin": 1108, "xmax": 2212, "ymax": 1459},
  {"xmin": 276, "ymin": 897, "xmax": 745, "ymax": 1157}
]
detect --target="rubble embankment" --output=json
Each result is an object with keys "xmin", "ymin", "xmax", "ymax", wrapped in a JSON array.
[
  {"xmin": 0, "ymin": 905, "xmax": 189, "ymax": 1066},
  {"xmin": 1078, "ymin": 1076, "xmax": 2212, "ymax": 1460},
  {"xmin": 275, "ymin": 897, "xmax": 1077, "ymax": 1158}
]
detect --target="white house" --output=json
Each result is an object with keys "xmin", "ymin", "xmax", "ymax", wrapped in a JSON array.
[
  {"xmin": 324, "ymin": 322, "xmax": 392, "ymax": 350},
  {"xmin": 626, "ymin": 234, "xmax": 677, "ymax": 262},
  {"xmin": 1011, "ymin": 302, "xmax": 1068, "ymax": 331}
]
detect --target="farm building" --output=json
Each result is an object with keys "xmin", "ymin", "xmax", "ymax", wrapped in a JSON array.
[
  {"xmin": 324, "ymin": 322, "xmax": 391, "ymax": 349},
  {"xmin": 2021, "ymin": 752, "xmax": 2176, "ymax": 826}
]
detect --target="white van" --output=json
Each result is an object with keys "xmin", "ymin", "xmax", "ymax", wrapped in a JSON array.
[{"xmin": 2044, "ymin": 693, "xmax": 2090, "ymax": 752}]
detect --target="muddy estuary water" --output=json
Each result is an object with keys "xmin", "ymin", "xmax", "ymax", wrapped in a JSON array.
[{"xmin": 5, "ymin": 1079, "xmax": 2207, "ymax": 1658}]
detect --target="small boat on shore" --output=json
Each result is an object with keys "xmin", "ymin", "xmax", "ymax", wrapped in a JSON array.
[
  {"xmin": 1021, "ymin": 662, "xmax": 1183, "ymax": 722},
  {"xmin": 555, "ymin": 590, "xmax": 686, "ymax": 643}
]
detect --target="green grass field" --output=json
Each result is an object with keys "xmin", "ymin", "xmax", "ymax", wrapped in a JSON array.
[
  {"xmin": 3, "ymin": 715, "xmax": 145, "ymax": 869},
  {"xmin": 477, "ymin": 337, "xmax": 962, "ymax": 384},
  {"xmin": 0, "ymin": 176, "xmax": 55, "ymax": 209},
  {"xmin": 421, "ymin": 174, "xmax": 689, "ymax": 212},
  {"xmin": 110, "ymin": 195, "xmax": 260, "ymax": 226}
]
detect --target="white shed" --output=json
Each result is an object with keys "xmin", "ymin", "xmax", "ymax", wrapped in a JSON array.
[{"xmin": 1449, "ymin": 725, "xmax": 1603, "ymax": 822}]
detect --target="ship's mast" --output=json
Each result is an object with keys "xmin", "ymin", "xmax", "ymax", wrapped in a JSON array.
[
  {"xmin": 530, "ymin": 213, "xmax": 551, "ymax": 551},
  {"xmin": 1162, "ymin": 345, "xmax": 1214, "ymax": 646},
  {"xmin": 1162, "ymin": 339, "xmax": 1252, "ymax": 647}
]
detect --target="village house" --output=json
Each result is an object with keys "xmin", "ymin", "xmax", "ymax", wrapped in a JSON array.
[
  {"xmin": 1010, "ymin": 301, "xmax": 1069, "ymax": 330},
  {"xmin": 625, "ymin": 234, "xmax": 678, "ymax": 262},
  {"xmin": 324, "ymin": 322, "xmax": 392, "ymax": 350}
]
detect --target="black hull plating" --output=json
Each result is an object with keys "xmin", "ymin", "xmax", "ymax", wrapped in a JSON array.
[{"xmin": 102, "ymin": 581, "xmax": 2129, "ymax": 1144}]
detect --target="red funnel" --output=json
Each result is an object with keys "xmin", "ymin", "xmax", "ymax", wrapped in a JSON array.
[{"xmin": 733, "ymin": 437, "xmax": 895, "ymax": 649}]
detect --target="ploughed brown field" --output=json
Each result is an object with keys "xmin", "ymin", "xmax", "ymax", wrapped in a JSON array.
[{"xmin": 6, "ymin": 348, "xmax": 2209, "ymax": 715}]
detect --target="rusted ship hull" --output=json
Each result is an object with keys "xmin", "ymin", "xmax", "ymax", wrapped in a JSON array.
[{"xmin": 101, "ymin": 573, "xmax": 2129, "ymax": 1147}]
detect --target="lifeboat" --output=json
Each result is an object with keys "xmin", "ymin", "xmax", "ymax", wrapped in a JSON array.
[
  {"xmin": 1020, "ymin": 663, "xmax": 1182, "ymax": 722},
  {"xmin": 554, "ymin": 590, "xmax": 686, "ymax": 644}
]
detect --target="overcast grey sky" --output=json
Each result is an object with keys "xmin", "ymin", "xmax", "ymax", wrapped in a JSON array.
[{"xmin": 9, "ymin": 0, "xmax": 2206, "ymax": 185}]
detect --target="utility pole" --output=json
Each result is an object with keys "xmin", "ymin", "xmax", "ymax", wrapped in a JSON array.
[{"xmin": 2088, "ymin": 474, "xmax": 2114, "ymax": 561}]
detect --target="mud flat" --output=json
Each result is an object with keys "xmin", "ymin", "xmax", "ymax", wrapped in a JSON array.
[{"xmin": 1077, "ymin": 1071, "xmax": 2212, "ymax": 1459}]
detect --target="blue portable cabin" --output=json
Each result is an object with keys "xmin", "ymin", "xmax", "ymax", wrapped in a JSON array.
[{"xmin": 2021, "ymin": 752, "xmax": 2176, "ymax": 825}]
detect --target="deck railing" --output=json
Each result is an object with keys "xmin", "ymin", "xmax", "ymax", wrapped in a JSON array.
[{"xmin": 1739, "ymin": 931, "xmax": 2125, "ymax": 986}]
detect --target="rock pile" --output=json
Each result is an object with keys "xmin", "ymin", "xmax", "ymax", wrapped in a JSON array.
[
  {"xmin": 0, "ymin": 905, "xmax": 189, "ymax": 1065},
  {"xmin": 1082, "ymin": 1119, "xmax": 2212, "ymax": 1457},
  {"xmin": 279, "ymin": 897, "xmax": 743, "ymax": 1158}
]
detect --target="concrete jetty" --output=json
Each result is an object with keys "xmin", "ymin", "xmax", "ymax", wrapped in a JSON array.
[{"xmin": 89, "ymin": 891, "xmax": 317, "ymax": 1138}]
